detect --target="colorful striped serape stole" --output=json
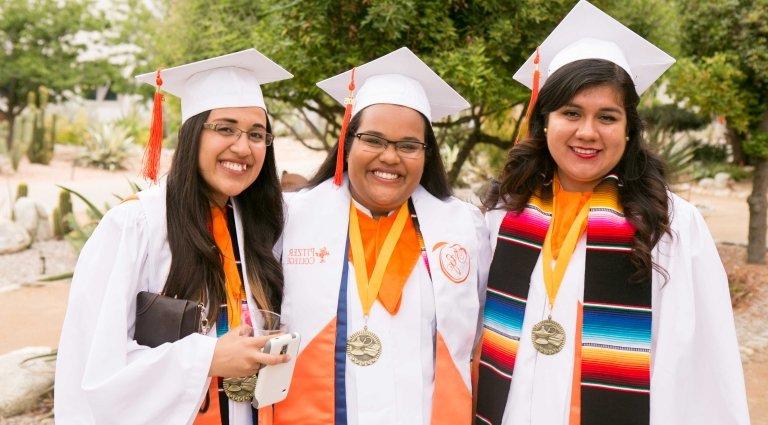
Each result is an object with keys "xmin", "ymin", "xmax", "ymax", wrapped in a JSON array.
[{"xmin": 477, "ymin": 175, "xmax": 652, "ymax": 425}]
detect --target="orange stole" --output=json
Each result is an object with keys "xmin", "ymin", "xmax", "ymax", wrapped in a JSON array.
[
  {"xmin": 431, "ymin": 332, "xmax": 472, "ymax": 424},
  {"xmin": 351, "ymin": 207, "xmax": 421, "ymax": 314},
  {"xmin": 271, "ymin": 318, "xmax": 337, "ymax": 424},
  {"xmin": 194, "ymin": 379, "xmax": 222, "ymax": 425},
  {"xmin": 550, "ymin": 181, "xmax": 591, "ymax": 260},
  {"xmin": 195, "ymin": 205, "xmax": 246, "ymax": 424},
  {"xmin": 210, "ymin": 206, "xmax": 244, "ymax": 328}
]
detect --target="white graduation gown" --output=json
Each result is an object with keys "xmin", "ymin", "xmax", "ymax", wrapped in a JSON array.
[
  {"xmin": 54, "ymin": 182, "xmax": 263, "ymax": 425},
  {"xmin": 276, "ymin": 177, "xmax": 491, "ymax": 425},
  {"xmin": 485, "ymin": 192, "xmax": 750, "ymax": 425}
]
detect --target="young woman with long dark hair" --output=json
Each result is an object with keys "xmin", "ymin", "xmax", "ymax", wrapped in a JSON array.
[
  {"xmin": 271, "ymin": 47, "xmax": 490, "ymax": 424},
  {"xmin": 55, "ymin": 50, "xmax": 292, "ymax": 424},
  {"xmin": 475, "ymin": 2, "xmax": 749, "ymax": 424}
]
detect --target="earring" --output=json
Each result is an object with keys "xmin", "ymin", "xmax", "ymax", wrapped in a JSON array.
[
  {"xmin": 626, "ymin": 136, "xmax": 630, "ymax": 141},
  {"xmin": 543, "ymin": 127, "xmax": 548, "ymax": 134}
]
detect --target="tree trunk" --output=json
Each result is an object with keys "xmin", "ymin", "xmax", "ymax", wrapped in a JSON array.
[
  {"xmin": 726, "ymin": 127, "xmax": 745, "ymax": 165},
  {"xmin": 447, "ymin": 134, "xmax": 479, "ymax": 186},
  {"xmin": 6, "ymin": 113, "xmax": 15, "ymax": 152},
  {"xmin": 747, "ymin": 158, "xmax": 768, "ymax": 263}
]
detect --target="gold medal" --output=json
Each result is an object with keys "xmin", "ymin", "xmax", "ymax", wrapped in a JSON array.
[
  {"xmin": 222, "ymin": 374, "xmax": 257, "ymax": 402},
  {"xmin": 531, "ymin": 317, "xmax": 566, "ymax": 355},
  {"xmin": 346, "ymin": 327, "xmax": 382, "ymax": 366},
  {"xmin": 535, "ymin": 179, "xmax": 591, "ymax": 355},
  {"xmin": 346, "ymin": 202, "xmax": 410, "ymax": 367}
]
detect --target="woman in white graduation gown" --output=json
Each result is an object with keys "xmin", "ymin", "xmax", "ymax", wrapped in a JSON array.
[
  {"xmin": 55, "ymin": 49, "xmax": 292, "ymax": 425},
  {"xmin": 475, "ymin": 2, "xmax": 750, "ymax": 425},
  {"xmin": 271, "ymin": 47, "xmax": 491, "ymax": 424}
]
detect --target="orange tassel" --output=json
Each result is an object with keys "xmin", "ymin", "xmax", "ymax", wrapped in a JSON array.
[
  {"xmin": 333, "ymin": 68, "xmax": 356, "ymax": 186},
  {"xmin": 143, "ymin": 70, "xmax": 164, "ymax": 183},
  {"xmin": 515, "ymin": 48, "xmax": 541, "ymax": 144}
]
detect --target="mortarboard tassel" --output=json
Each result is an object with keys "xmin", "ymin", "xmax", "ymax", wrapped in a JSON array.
[
  {"xmin": 142, "ymin": 70, "xmax": 164, "ymax": 183},
  {"xmin": 515, "ymin": 48, "xmax": 541, "ymax": 144},
  {"xmin": 333, "ymin": 68, "xmax": 356, "ymax": 186}
]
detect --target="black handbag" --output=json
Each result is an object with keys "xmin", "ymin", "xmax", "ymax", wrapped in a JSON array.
[{"xmin": 134, "ymin": 291, "xmax": 205, "ymax": 348}]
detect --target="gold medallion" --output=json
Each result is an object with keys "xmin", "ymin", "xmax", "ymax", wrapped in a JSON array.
[
  {"xmin": 346, "ymin": 327, "xmax": 382, "ymax": 366},
  {"xmin": 531, "ymin": 318, "xmax": 566, "ymax": 355},
  {"xmin": 222, "ymin": 374, "xmax": 257, "ymax": 402}
]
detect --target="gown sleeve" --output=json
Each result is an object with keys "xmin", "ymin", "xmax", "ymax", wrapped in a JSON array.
[
  {"xmin": 54, "ymin": 201, "xmax": 217, "ymax": 425},
  {"xmin": 650, "ymin": 194, "xmax": 750, "ymax": 425}
]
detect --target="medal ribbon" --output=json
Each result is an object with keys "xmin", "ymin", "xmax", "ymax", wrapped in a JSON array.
[
  {"xmin": 348, "ymin": 202, "xmax": 410, "ymax": 317},
  {"xmin": 541, "ymin": 181, "xmax": 591, "ymax": 310}
]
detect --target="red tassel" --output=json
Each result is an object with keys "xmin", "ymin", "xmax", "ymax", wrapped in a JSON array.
[
  {"xmin": 333, "ymin": 68, "xmax": 356, "ymax": 186},
  {"xmin": 143, "ymin": 70, "xmax": 164, "ymax": 183},
  {"xmin": 515, "ymin": 48, "xmax": 541, "ymax": 144}
]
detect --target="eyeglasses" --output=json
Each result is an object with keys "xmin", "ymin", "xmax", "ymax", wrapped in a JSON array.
[
  {"xmin": 203, "ymin": 122, "xmax": 274, "ymax": 146},
  {"xmin": 354, "ymin": 133, "xmax": 427, "ymax": 159}
]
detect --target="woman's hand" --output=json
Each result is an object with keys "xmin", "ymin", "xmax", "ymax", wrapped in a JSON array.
[{"xmin": 209, "ymin": 325, "xmax": 290, "ymax": 377}]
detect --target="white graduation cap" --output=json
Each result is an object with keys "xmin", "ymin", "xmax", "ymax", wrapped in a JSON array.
[
  {"xmin": 135, "ymin": 49, "xmax": 293, "ymax": 123},
  {"xmin": 317, "ymin": 47, "xmax": 470, "ymax": 186},
  {"xmin": 513, "ymin": 0, "xmax": 675, "ymax": 95},
  {"xmin": 133, "ymin": 49, "xmax": 292, "ymax": 182},
  {"xmin": 316, "ymin": 47, "xmax": 470, "ymax": 122}
]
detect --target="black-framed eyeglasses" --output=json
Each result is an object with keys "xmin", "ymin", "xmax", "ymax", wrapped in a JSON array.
[
  {"xmin": 203, "ymin": 122, "xmax": 274, "ymax": 146},
  {"xmin": 354, "ymin": 133, "xmax": 427, "ymax": 159}
]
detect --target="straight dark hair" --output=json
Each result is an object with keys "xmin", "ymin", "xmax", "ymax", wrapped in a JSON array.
[
  {"xmin": 307, "ymin": 106, "xmax": 452, "ymax": 200},
  {"xmin": 163, "ymin": 110, "xmax": 284, "ymax": 323},
  {"xmin": 485, "ymin": 59, "xmax": 670, "ymax": 282}
]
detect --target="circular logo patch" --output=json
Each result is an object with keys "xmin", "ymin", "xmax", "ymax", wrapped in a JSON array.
[{"xmin": 433, "ymin": 242, "xmax": 471, "ymax": 283}]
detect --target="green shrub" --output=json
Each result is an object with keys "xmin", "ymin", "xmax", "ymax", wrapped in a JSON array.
[
  {"xmin": 693, "ymin": 162, "xmax": 752, "ymax": 182},
  {"xmin": 693, "ymin": 142, "xmax": 729, "ymax": 163},
  {"xmin": 78, "ymin": 122, "xmax": 135, "ymax": 170}
]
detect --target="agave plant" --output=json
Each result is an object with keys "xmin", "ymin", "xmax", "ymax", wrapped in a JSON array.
[{"xmin": 78, "ymin": 122, "xmax": 135, "ymax": 171}]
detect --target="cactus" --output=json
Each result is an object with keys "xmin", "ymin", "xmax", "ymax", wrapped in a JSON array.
[
  {"xmin": 55, "ymin": 189, "xmax": 74, "ymax": 237},
  {"xmin": 15, "ymin": 182, "xmax": 28, "ymax": 200},
  {"xmin": 26, "ymin": 88, "xmax": 55, "ymax": 165},
  {"xmin": 52, "ymin": 207, "xmax": 64, "ymax": 239}
]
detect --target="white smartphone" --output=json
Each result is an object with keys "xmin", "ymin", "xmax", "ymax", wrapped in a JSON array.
[{"xmin": 252, "ymin": 332, "xmax": 301, "ymax": 408}]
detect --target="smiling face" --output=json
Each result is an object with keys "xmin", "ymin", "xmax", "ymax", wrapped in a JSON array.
[
  {"xmin": 198, "ymin": 107, "xmax": 268, "ymax": 205},
  {"xmin": 546, "ymin": 84, "xmax": 628, "ymax": 192},
  {"xmin": 346, "ymin": 103, "xmax": 426, "ymax": 216}
]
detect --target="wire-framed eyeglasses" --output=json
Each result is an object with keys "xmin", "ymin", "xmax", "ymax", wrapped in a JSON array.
[
  {"xmin": 203, "ymin": 122, "xmax": 274, "ymax": 146},
  {"xmin": 354, "ymin": 133, "xmax": 427, "ymax": 159}
]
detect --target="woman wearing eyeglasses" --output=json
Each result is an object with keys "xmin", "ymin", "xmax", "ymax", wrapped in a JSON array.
[
  {"xmin": 267, "ymin": 47, "xmax": 491, "ymax": 424},
  {"xmin": 55, "ymin": 50, "xmax": 291, "ymax": 424}
]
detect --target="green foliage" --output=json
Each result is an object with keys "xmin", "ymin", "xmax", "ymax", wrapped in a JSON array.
[
  {"xmin": 143, "ymin": 0, "xmax": 678, "ymax": 184},
  {"xmin": 78, "ymin": 123, "xmax": 135, "ymax": 170},
  {"xmin": 639, "ymin": 103, "xmax": 707, "ymax": 183},
  {"xmin": 15, "ymin": 183, "xmax": 28, "ymax": 201},
  {"xmin": 56, "ymin": 182, "xmax": 142, "ymax": 254},
  {"xmin": 115, "ymin": 107, "xmax": 150, "ymax": 148},
  {"xmin": 743, "ymin": 132, "xmax": 768, "ymax": 159},
  {"xmin": 657, "ymin": 140, "xmax": 697, "ymax": 184},
  {"xmin": 693, "ymin": 142, "xmax": 729, "ymax": 163},
  {"xmin": 667, "ymin": 54, "xmax": 756, "ymax": 133},
  {"xmin": 670, "ymin": 0, "xmax": 767, "ymax": 136},
  {"xmin": 55, "ymin": 111, "xmax": 90, "ymax": 146},
  {"xmin": 641, "ymin": 104, "xmax": 709, "ymax": 133},
  {"xmin": 693, "ymin": 162, "xmax": 753, "ymax": 182},
  {"xmin": 0, "ymin": 0, "xmax": 123, "ymax": 151}
]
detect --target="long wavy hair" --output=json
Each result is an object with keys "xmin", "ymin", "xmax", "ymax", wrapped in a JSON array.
[
  {"xmin": 485, "ymin": 59, "xmax": 670, "ymax": 281},
  {"xmin": 307, "ymin": 106, "xmax": 452, "ymax": 200},
  {"xmin": 163, "ymin": 110, "xmax": 284, "ymax": 323}
]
